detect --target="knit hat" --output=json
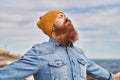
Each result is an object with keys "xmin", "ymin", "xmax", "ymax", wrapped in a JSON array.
[{"xmin": 37, "ymin": 10, "xmax": 61, "ymax": 37}]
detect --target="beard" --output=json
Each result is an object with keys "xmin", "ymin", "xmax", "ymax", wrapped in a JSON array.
[{"xmin": 53, "ymin": 19, "xmax": 78, "ymax": 46}]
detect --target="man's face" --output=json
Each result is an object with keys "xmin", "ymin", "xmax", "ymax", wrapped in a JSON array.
[
  {"xmin": 53, "ymin": 12, "xmax": 70, "ymax": 30},
  {"xmin": 52, "ymin": 12, "xmax": 78, "ymax": 46}
]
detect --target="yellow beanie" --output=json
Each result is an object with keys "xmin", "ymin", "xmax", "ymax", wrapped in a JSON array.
[{"xmin": 37, "ymin": 10, "xmax": 61, "ymax": 37}]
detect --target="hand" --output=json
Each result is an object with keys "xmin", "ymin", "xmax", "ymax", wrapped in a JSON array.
[{"xmin": 113, "ymin": 72, "xmax": 120, "ymax": 80}]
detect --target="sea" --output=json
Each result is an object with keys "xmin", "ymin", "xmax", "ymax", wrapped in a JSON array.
[{"xmin": 92, "ymin": 59, "xmax": 120, "ymax": 74}]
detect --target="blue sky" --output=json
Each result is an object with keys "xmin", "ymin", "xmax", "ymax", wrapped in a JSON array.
[{"xmin": 0, "ymin": 0, "xmax": 120, "ymax": 59}]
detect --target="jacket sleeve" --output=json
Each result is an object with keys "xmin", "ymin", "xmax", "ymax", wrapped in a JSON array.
[
  {"xmin": 86, "ymin": 59, "xmax": 113, "ymax": 80},
  {"xmin": 0, "ymin": 45, "xmax": 40, "ymax": 80}
]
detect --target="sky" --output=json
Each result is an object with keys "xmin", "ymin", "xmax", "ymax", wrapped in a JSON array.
[{"xmin": 0, "ymin": 0, "xmax": 120, "ymax": 59}]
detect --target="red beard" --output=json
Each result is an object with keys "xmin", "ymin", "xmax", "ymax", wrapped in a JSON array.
[{"xmin": 53, "ymin": 19, "xmax": 78, "ymax": 46}]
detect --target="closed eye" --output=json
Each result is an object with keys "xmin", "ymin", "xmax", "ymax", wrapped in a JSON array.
[{"xmin": 58, "ymin": 14, "xmax": 65, "ymax": 18}]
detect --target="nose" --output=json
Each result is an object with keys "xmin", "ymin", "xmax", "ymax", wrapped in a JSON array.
[
  {"xmin": 64, "ymin": 17, "xmax": 71, "ymax": 22},
  {"xmin": 64, "ymin": 16, "xmax": 68, "ymax": 20}
]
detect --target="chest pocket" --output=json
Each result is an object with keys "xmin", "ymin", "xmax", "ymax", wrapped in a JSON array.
[
  {"xmin": 77, "ymin": 58, "xmax": 87, "ymax": 78},
  {"xmin": 48, "ymin": 59, "xmax": 67, "ymax": 80}
]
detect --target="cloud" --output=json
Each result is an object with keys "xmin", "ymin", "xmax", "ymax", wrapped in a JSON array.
[
  {"xmin": 72, "ymin": 7, "xmax": 120, "ymax": 27},
  {"xmin": 68, "ymin": 5, "xmax": 120, "ymax": 44},
  {"xmin": 0, "ymin": 0, "xmax": 120, "ymax": 58}
]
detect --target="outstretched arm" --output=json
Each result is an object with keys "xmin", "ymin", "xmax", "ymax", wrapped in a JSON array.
[
  {"xmin": 0, "ymin": 45, "xmax": 40, "ymax": 80},
  {"xmin": 87, "ymin": 59, "xmax": 120, "ymax": 80},
  {"xmin": 87, "ymin": 59, "xmax": 113, "ymax": 80}
]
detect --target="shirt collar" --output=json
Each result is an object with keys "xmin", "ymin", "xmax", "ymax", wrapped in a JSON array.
[
  {"xmin": 48, "ymin": 38, "xmax": 60, "ymax": 46},
  {"xmin": 48, "ymin": 38, "xmax": 74, "ymax": 47}
]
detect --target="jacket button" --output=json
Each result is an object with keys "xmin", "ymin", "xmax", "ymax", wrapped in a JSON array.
[{"xmin": 56, "ymin": 63, "xmax": 59, "ymax": 65}]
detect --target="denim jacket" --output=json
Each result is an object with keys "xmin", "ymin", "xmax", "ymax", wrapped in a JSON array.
[{"xmin": 0, "ymin": 38, "xmax": 113, "ymax": 80}]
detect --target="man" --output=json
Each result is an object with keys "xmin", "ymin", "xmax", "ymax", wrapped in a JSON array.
[{"xmin": 0, "ymin": 10, "xmax": 120, "ymax": 80}]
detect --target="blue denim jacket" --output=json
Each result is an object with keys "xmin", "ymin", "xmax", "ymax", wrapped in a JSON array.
[{"xmin": 0, "ymin": 38, "xmax": 113, "ymax": 80}]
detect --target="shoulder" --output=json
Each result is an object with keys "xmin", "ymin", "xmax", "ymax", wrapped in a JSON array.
[
  {"xmin": 74, "ymin": 46, "xmax": 84, "ymax": 54},
  {"xmin": 73, "ymin": 46, "xmax": 89, "ymax": 61},
  {"xmin": 31, "ymin": 42, "xmax": 55, "ymax": 55},
  {"xmin": 32, "ymin": 42, "xmax": 55, "ymax": 50}
]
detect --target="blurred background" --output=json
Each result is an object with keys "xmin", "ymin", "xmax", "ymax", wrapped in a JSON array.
[
  {"xmin": 0, "ymin": 0, "xmax": 120, "ymax": 80},
  {"xmin": 0, "ymin": 0, "xmax": 120, "ymax": 59}
]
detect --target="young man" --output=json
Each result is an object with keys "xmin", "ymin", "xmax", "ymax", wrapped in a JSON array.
[{"xmin": 0, "ymin": 10, "xmax": 120, "ymax": 80}]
